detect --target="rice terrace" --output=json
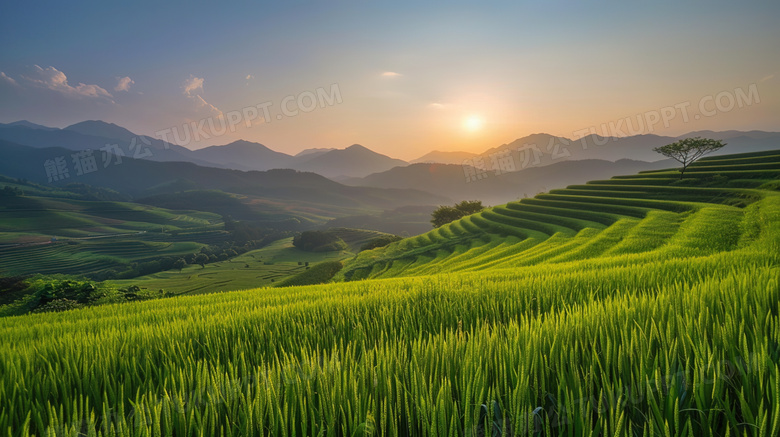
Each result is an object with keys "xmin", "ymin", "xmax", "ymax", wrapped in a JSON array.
[{"xmin": 1, "ymin": 1, "xmax": 779, "ymax": 436}]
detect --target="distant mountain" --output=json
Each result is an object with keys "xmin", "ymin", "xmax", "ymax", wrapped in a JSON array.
[
  {"xmin": 0, "ymin": 120, "xmax": 58, "ymax": 131},
  {"xmin": 64, "ymin": 120, "xmax": 138, "ymax": 142},
  {"xmin": 0, "ymin": 140, "xmax": 447, "ymax": 210},
  {"xmin": 191, "ymin": 140, "xmax": 294, "ymax": 171},
  {"xmin": 411, "ymin": 150, "xmax": 477, "ymax": 165},
  {"xmin": 679, "ymin": 130, "xmax": 780, "ymax": 141},
  {"xmin": 344, "ymin": 158, "xmax": 673, "ymax": 205},
  {"xmin": 0, "ymin": 121, "xmax": 213, "ymax": 167},
  {"xmin": 290, "ymin": 144, "xmax": 407, "ymax": 179},
  {"xmin": 3, "ymin": 120, "xmax": 776, "ymax": 182},
  {"xmin": 295, "ymin": 147, "xmax": 336, "ymax": 158},
  {"xmin": 476, "ymin": 131, "xmax": 780, "ymax": 169}
]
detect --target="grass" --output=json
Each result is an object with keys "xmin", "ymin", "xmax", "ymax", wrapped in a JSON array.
[
  {"xmin": 109, "ymin": 229, "xmax": 389, "ymax": 295},
  {"xmin": 0, "ymin": 150, "xmax": 778, "ymax": 436}
]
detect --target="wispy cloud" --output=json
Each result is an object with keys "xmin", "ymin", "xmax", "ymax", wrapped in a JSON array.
[
  {"xmin": 183, "ymin": 75, "xmax": 205, "ymax": 96},
  {"xmin": 21, "ymin": 65, "xmax": 113, "ymax": 100},
  {"xmin": 0, "ymin": 72, "xmax": 18, "ymax": 86},
  {"xmin": 381, "ymin": 71, "xmax": 402, "ymax": 77},
  {"xmin": 114, "ymin": 76, "xmax": 134, "ymax": 92},
  {"xmin": 760, "ymin": 74, "xmax": 775, "ymax": 83},
  {"xmin": 182, "ymin": 75, "xmax": 222, "ymax": 118},
  {"xmin": 245, "ymin": 74, "xmax": 254, "ymax": 81}
]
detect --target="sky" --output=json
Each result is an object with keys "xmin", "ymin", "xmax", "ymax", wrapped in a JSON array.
[{"xmin": 0, "ymin": 0, "xmax": 778, "ymax": 160}]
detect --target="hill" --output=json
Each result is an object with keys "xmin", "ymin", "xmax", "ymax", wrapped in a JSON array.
[
  {"xmin": 339, "ymin": 149, "xmax": 780, "ymax": 280},
  {"xmin": 291, "ymin": 144, "xmax": 408, "ymax": 179},
  {"xmin": 0, "ymin": 140, "xmax": 446, "ymax": 209},
  {"xmin": 1, "ymin": 149, "xmax": 778, "ymax": 435},
  {"xmin": 410, "ymin": 150, "xmax": 477, "ymax": 164},
  {"xmin": 191, "ymin": 140, "xmax": 295, "ymax": 171},
  {"xmin": 344, "ymin": 158, "xmax": 672, "ymax": 205}
]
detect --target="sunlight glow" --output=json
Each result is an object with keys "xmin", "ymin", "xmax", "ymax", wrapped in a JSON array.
[{"xmin": 463, "ymin": 115, "xmax": 483, "ymax": 132}]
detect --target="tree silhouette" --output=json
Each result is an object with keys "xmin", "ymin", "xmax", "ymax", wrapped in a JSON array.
[
  {"xmin": 431, "ymin": 200, "xmax": 485, "ymax": 227},
  {"xmin": 653, "ymin": 137, "xmax": 726, "ymax": 179}
]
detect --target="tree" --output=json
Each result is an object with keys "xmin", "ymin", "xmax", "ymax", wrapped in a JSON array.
[
  {"xmin": 431, "ymin": 200, "xmax": 485, "ymax": 227},
  {"xmin": 173, "ymin": 258, "xmax": 187, "ymax": 272},
  {"xmin": 193, "ymin": 253, "xmax": 209, "ymax": 268},
  {"xmin": 293, "ymin": 231, "xmax": 348, "ymax": 252},
  {"xmin": 653, "ymin": 137, "xmax": 726, "ymax": 179}
]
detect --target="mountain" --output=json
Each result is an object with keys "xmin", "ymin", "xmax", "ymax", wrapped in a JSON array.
[
  {"xmin": 290, "ymin": 144, "xmax": 407, "ymax": 179},
  {"xmin": 411, "ymin": 150, "xmax": 477, "ymax": 165},
  {"xmin": 343, "ymin": 158, "xmax": 672, "ymax": 205},
  {"xmin": 679, "ymin": 130, "xmax": 780, "ymax": 141},
  {"xmin": 0, "ymin": 140, "xmax": 447, "ymax": 210},
  {"xmin": 295, "ymin": 148, "xmax": 336, "ymax": 158},
  {"xmin": 64, "ymin": 120, "xmax": 138, "ymax": 142},
  {"xmin": 191, "ymin": 140, "xmax": 294, "ymax": 171},
  {"xmin": 476, "ymin": 131, "xmax": 780, "ymax": 169},
  {"xmin": 0, "ymin": 121, "xmax": 213, "ymax": 167},
  {"xmin": 0, "ymin": 120, "xmax": 58, "ymax": 131}
]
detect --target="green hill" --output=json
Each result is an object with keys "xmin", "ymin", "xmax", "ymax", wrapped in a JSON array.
[
  {"xmin": 338, "ymin": 149, "xmax": 780, "ymax": 280},
  {"xmin": 1, "ymin": 150, "xmax": 778, "ymax": 436}
]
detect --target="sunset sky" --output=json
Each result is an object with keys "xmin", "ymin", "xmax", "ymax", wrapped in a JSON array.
[{"xmin": 1, "ymin": 0, "xmax": 778, "ymax": 160}]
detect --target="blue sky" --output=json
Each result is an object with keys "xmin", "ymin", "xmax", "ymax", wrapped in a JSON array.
[{"xmin": 1, "ymin": 0, "xmax": 778, "ymax": 159}]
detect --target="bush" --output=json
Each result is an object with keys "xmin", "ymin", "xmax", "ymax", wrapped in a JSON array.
[
  {"xmin": 276, "ymin": 261, "xmax": 343, "ymax": 287},
  {"xmin": 361, "ymin": 235, "xmax": 403, "ymax": 251},
  {"xmin": 431, "ymin": 200, "xmax": 485, "ymax": 227},
  {"xmin": 32, "ymin": 298, "xmax": 83, "ymax": 313},
  {"xmin": 293, "ymin": 231, "xmax": 348, "ymax": 252}
]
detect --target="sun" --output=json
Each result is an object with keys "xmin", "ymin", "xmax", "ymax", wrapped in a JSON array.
[{"xmin": 463, "ymin": 115, "xmax": 484, "ymax": 132}]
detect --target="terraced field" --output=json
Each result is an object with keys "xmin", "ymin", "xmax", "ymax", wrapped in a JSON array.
[
  {"xmin": 1, "ymin": 150, "xmax": 778, "ymax": 436},
  {"xmin": 339, "ymin": 149, "xmax": 780, "ymax": 280},
  {"xmin": 0, "ymin": 196, "xmax": 226, "ymax": 276},
  {"xmin": 111, "ymin": 230, "xmax": 390, "ymax": 295},
  {"xmin": 0, "ymin": 195, "xmax": 221, "ymax": 245}
]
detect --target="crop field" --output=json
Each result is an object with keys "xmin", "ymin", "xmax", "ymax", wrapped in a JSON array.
[
  {"xmin": 0, "ymin": 195, "xmax": 222, "ymax": 245},
  {"xmin": 0, "ymin": 150, "xmax": 779, "ymax": 436},
  {"xmin": 0, "ymin": 196, "xmax": 226, "ymax": 276},
  {"xmin": 109, "ymin": 236, "xmax": 347, "ymax": 296},
  {"xmin": 107, "ymin": 229, "xmax": 390, "ymax": 295}
]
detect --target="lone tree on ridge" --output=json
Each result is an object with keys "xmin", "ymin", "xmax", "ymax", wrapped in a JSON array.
[
  {"xmin": 431, "ymin": 200, "xmax": 485, "ymax": 228},
  {"xmin": 653, "ymin": 137, "xmax": 726, "ymax": 179}
]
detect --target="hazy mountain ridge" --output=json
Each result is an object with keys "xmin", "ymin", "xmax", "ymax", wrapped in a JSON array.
[
  {"xmin": 0, "ymin": 139, "xmax": 448, "ymax": 210},
  {"xmin": 343, "ymin": 158, "xmax": 674, "ymax": 205},
  {"xmin": 2, "ymin": 119, "xmax": 777, "ymax": 184}
]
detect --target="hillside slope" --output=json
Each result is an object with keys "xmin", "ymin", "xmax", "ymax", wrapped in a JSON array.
[{"xmin": 340, "ymin": 149, "xmax": 780, "ymax": 280}]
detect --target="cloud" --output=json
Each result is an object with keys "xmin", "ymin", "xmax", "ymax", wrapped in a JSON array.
[
  {"xmin": 245, "ymin": 74, "xmax": 254, "ymax": 80},
  {"xmin": 760, "ymin": 74, "xmax": 774, "ymax": 83},
  {"xmin": 0, "ymin": 72, "xmax": 18, "ymax": 86},
  {"xmin": 381, "ymin": 71, "xmax": 402, "ymax": 77},
  {"xmin": 183, "ymin": 75, "xmax": 205, "ymax": 96},
  {"xmin": 114, "ymin": 76, "xmax": 134, "ymax": 92},
  {"xmin": 182, "ymin": 75, "xmax": 222, "ymax": 118},
  {"xmin": 22, "ymin": 65, "xmax": 113, "ymax": 99}
]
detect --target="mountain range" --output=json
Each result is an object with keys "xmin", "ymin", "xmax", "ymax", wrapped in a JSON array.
[
  {"xmin": 1, "ymin": 119, "xmax": 778, "ymax": 205},
  {"xmin": 0, "ymin": 121, "xmax": 406, "ymax": 179}
]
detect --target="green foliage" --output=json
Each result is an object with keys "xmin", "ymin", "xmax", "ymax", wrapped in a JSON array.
[
  {"xmin": 276, "ymin": 260, "xmax": 343, "ymax": 287},
  {"xmin": 360, "ymin": 234, "xmax": 403, "ymax": 251},
  {"xmin": 653, "ymin": 137, "xmax": 726, "ymax": 178},
  {"xmin": 0, "ymin": 275, "xmax": 166, "ymax": 317},
  {"xmin": 431, "ymin": 200, "xmax": 485, "ymax": 227},
  {"xmin": 193, "ymin": 253, "xmax": 208, "ymax": 268},
  {"xmin": 0, "ymin": 185, "xmax": 23, "ymax": 197},
  {"xmin": 292, "ymin": 230, "xmax": 348, "ymax": 252}
]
